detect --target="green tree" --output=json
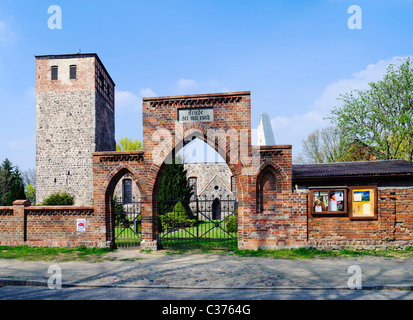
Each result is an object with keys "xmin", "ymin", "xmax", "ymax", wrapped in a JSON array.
[
  {"xmin": 0, "ymin": 159, "xmax": 26, "ymax": 206},
  {"xmin": 328, "ymin": 57, "xmax": 413, "ymax": 161},
  {"xmin": 116, "ymin": 137, "xmax": 143, "ymax": 151},
  {"xmin": 22, "ymin": 168, "xmax": 36, "ymax": 204},
  {"xmin": 25, "ymin": 183, "xmax": 36, "ymax": 204},
  {"xmin": 157, "ymin": 156, "xmax": 193, "ymax": 215},
  {"xmin": 294, "ymin": 126, "xmax": 342, "ymax": 164}
]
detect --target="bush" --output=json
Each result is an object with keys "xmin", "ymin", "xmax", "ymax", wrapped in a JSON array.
[
  {"xmin": 226, "ymin": 214, "xmax": 238, "ymax": 233},
  {"xmin": 160, "ymin": 201, "xmax": 196, "ymax": 231},
  {"xmin": 42, "ymin": 191, "xmax": 75, "ymax": 206}
]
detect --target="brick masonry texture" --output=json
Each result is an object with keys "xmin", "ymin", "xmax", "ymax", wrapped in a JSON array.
[
  {"xmin": 113, "ymin": 162, "xmax": 235, "ymax": 203},
  {"xmin": 90, "ymin": 91, "xmax": 413, "ymax": 250},
  {"xmin": 0, "ymin": 201, "xmax": 107, "ymax": 247},
  {"xmin": 307, "ymin": 188, "xmax": 413, "ymax": 249},
  {"xmin": 91, "ymin": 92, "xmax": 309, "ymax": 250},
  {"xmin": 26, "ymin": 54, "xmax": 413, "ymax": 250}
]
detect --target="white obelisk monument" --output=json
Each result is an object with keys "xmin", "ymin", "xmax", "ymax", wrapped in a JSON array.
[{"xmin": 256, "ymin": 113, "xmax": 275, "ymax": 146}]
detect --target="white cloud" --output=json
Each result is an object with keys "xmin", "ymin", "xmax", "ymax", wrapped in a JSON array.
[
  {"xmin": 313, "ymin": 56, "xmax": 411, "ymax": 115},
  {"xmin": 177, "ymin": 79, "xmax": 198, "ymax": 91},
  {"xmin": 263, "ymin": 111, "xmax": 327, "ymax": 151},
  {"xmin": 115, "ymin": 90, "xmax": 141, "ymax": 113},
  {"xmin": 6, "ymin": 135, "xmax": 35, "ymax": 150},
  {"xmin": 114, "ymin": 88, "xmax": 158, "ymax": 141},
  {"xmin": 265, "ymin": 56, "xmax": 413, "ymax": 159},
  {"xmin": 1, "ymin": 134, "xmax": 36, "ymax": 171},
  {"xmin": 115, "ymin": 88, "xmax": 157, "ymax": 114},
  {"xmin": 0, "ymin": 20, "xmax": 15, "ymax": 46},
  {"xmin": 139, "ymin": 87, "xmax": 157, "ymax": 97},
  {"xmin": 24, "ymin": 86, "xmax": 36, "ymax": 101},
  {"xmin": 0, "ymin": 84, "xmax": 36, "ymax": 170},
  {"xmin": 175, "ymin": 78, "xmax": 230, "ymax": 95},
  {"xmin": 0, "ymin": 21, "xmax": 7, "ymax": 44}
]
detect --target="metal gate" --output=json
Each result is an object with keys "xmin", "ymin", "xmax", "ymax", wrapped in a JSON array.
[
  {"xmin": 113, "ymin": 200, "xmax": 142, "ymax": 248},
  {"xmin": 157, "ymin": 195, "xmax": 238, "ymax": 250}
]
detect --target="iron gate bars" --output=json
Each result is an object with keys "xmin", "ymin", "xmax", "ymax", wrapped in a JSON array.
[
  {"xmin": 112, "ymin": 195, "xmax": 238, "ymax": 249},
  {"xmin": 158, "ymin": 195, "xmax": 238, "ymax": 250},
  {"xmin": 113, "ymin": 200, "xmax": 142, "ymax": 248}
]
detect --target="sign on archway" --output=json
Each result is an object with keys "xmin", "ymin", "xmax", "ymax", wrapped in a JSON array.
[{"xmin": 92, "ymin": 91, "xmax": 305, "ymax": 251}]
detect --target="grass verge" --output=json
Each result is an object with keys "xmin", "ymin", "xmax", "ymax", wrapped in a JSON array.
[
  {"xmin": 227, "ymin": 246, "xmax": 413, "ymax": 260},
  {"xmin": 0, "ymin": 246, "xmax": 113, "ymax": 262},
  {"xmin": 1, "ymin": 245, "xmax": 413, "ymax": 262},
  {"xmin": 161, "ymin": 246, "xmax": 413, "ymax": 259}
]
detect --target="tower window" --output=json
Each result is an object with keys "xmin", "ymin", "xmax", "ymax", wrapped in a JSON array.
[
  {"xmin": 231, "ymin": 176, "xmax": 237, "ymax": 193},
  {"xmin": 104, "ymin": 79, "xmax": 108, "ymax": 93},
  {"xmin": 51, "ymin": 66, "xmax": 58, "ymax": 80},
  {"xmin": 70, "ymin": 65, "xmax": 77, "ymax": 79},
  {"xmin": 188, "ymin": 177, "xmax": 197, "ymax": 200},
  {"xmin": 122, "ymin": 179, "xmax": 132, "ymax": 204}
]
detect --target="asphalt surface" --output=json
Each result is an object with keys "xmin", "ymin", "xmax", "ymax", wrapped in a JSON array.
[
  {"xmin": 3, "ymin": 286, "xmax": 413, "ymax": 301},
  {"xmin": 0, "ymin": 249, "xmax": 413, "ymax": 293}
]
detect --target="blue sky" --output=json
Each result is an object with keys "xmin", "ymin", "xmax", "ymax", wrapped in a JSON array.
[{"xmin": 0, "ymin": 0, "xmax": 412, "ymax": 170}]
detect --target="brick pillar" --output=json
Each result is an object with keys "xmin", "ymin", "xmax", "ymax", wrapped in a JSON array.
[
  {"xmin": 13, "ymin": 200, "xmax": 31, "ymax": 244},
  {"xmin": 92, "ymin": 190, "xmax": 111, "ymax": 248},
  {"xmin": 140, "ymin": 200, "xmax": 158, "ymax": 250},
  {"xmin": 237, "ymin": 174, "xmax": 258, "ymax": 250}
]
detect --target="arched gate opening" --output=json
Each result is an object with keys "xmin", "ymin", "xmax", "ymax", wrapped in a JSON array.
[
  {"xmin": 153, "ymin": 136, "xmax": 239, "ymax": 250},
  {"xmin": 93, "ymin": 92, "xmax": 302, "ymax": 251},
  {"xmin": 104, "ymin": 167, "xmax": 145, "ymax": 248}
]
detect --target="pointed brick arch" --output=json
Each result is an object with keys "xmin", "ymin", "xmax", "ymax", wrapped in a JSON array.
[
  {"xmin": 92, "ymin": 92, "xmax": 305, "ymax": 250},
  {"xmin": 104, "ymin": 164, "xmax": 147, "ymax": 201},
  {"xmin": 256, "ymin": 165, "xmax": 283, "ymax": 214},
  {"xmin": 150, "ymin": 130, "xmax": 245, "ymax": 200}
]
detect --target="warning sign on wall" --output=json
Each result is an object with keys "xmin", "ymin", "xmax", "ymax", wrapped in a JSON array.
[{"xmin": 77, "ymin": 219, "xmax": 86, "ymax": 232}]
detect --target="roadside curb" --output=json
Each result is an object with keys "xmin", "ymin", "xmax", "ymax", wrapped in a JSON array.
[{"xmin": 1, "ymin": 278, "xmax": 413, "ymax": 291}]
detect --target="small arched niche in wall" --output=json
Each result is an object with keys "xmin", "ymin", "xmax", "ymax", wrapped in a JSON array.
[{"xmin": 256, "ymin": 166, "xmax": 280, "ymax": 214}]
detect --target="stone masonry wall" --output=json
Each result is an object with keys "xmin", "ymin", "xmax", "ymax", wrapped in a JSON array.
[
  {"xmin": 36, "ymin": 55, "xmax": 115, "ymax": 206},
  {"xmin": 184, "ymin": 162, "xmax": 234, "ymax": 198}
]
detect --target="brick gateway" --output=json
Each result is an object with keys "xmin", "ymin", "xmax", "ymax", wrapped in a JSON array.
[{"xmin": 92, "ymin": 92, "xmax": 307, "ymax": 250}]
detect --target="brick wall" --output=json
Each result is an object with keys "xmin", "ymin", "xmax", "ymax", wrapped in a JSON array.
[
  {"xmin": 307, "ymin": 188, "xmax": 413, "ymax": 249},
  {"xmin": 91, "ymin": 93, "xmax": 310, "ymax": 250},
  {"xmin": 239, "ymin": 145, "xmax": 308, "ymax": 249},
  {"xmin": 0, "ymin": 201, "xmax": 107, "ymax": 247},
  {"xmin": 0, "ymin": 206, "xmax": 17, "ymax": 244}
]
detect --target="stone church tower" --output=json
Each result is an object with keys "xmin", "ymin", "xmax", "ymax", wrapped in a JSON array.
[{"xmin": 35, "ymin": 53, "xmax": 115, "ymax": 205}]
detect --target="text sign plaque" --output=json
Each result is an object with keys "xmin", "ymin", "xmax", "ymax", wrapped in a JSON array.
[{"xmin": 178, "ymin": 107, "xmax": 214, "ymax": 123}]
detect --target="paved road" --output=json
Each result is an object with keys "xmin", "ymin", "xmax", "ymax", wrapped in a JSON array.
[
  {"xmin": 1, "ymin": 285, "xmax": 413, "ymax": 301},
  {"xmin": 1, "ymin": 250, "xmax": 413, "ymax": 303}
]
